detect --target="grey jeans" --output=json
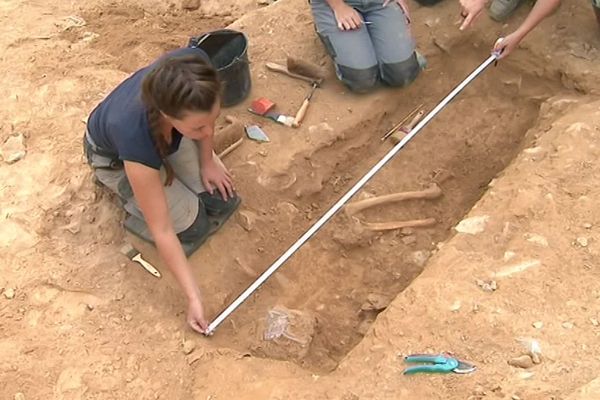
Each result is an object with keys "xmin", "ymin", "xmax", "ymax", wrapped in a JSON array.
[
  {"xmin": 85, "ymin": 134, "xmax": 223, "ymax": 234},
  {"xmin": 310, "ymin": 0, "xmax": 421, "ymax": 92}
]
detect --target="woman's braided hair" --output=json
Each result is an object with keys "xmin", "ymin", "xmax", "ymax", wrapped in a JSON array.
[{"xmin": 141, "ymin": 54, "xmax": 221, "ymax": 185}]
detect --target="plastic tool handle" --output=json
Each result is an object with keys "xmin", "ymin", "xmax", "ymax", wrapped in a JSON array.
[
  {"xmin": 293, "ymin": 99, "xmax": 310, "ymax": 127},
  {"xmin": 132, "ymin": 254, "xmax": 161, "ymax": 278}
]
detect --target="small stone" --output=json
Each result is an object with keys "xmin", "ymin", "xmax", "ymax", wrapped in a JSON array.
[
  {"xmin": 533, "ymin": 321, "xmax": 544, "ymax": 329},
  {"xmin": 450, "ymin": 300, "xmax": 461, "ymax": 312},
  {"xmin": 530, "ymin": 352, "xmax": 542, "ymax": 364},
  {"xmin": 0, "ymin": 134, "xmax": 26, "ymax": 164},
  {"xmin": 180, "ymin": 0, "xmax": 200, "ymax": 10},
  {"xmin": 124, "ymin": 314, "xmax": 132, "ymax": 321},
  {"xmin": 576, "ymin": 237, "xmax": 588, "ymax": 247},
  {"xmin": 562, "ymin": 321, "xmax": 574, "ymax": 329},
  {"xmin": 518, "ymin": 371, "xmax": 535, "ymax": 380},
  {"xmin": 120, "ymin": 263, "xmax": 126, "ymax": 268},
  {"xmin": 590, "ymin": 318, "xmax": 599, "ymax": 327},
  {"xmin": 526, "ymin": 234, "xmax": 549, "ymax": 247},
  {"xmin": 4, "ymin": 288, "xmax": 15, "ymax": 299},
  {"xmin": 455, "ymin": 215, "xmax": 490, "ymax": 235},
  {"xmin": 182, "ymin": 340, "xmax": 195, "ymax": 355},
  {"xmin": 476, "ymin": 279, "xmax": 497, "ymax": 292},
  {"xmin": 86, "ymin": 304, "xmax": 94, "ymax": 311},
  {"xmin": 237, "ymin": 210, "xmax": 257, "ymax": 232},
  {"xmin": 401, "ymin": 235, "xmax": 416, "ymax": 245},
  {"xmin": 583, "ymin": 223, "xmax": 592, "ymax": 229},
  {"xmin": 14, "ymin": 393, "xmax": 25, "ymax": 400},
  {"xmin": 508, "ymin": 355, "xmax": 534, "ymax": 369},
  {"xmin": 409, "ymin": 250, "xmax": 431, "ymax": 267},
  {"xmin": 400, "ymin": 227, "xmax": 414, "ymax": 236},
  {"xmin": 361, "ymin": 293, "xmax": 389, "ymax": 312},
  {"xmin": 512, "ymin": 395, "xmax": 521, "ymax": 400}
]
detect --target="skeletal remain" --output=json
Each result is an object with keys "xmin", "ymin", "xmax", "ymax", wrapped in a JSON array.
[
  {"xmin": 345, "ymin": 184, "xmax": 442, "ymax": 216},
  {"xmin": 362, "ymin": 217, "xmax": 436, "ymax": 232}
]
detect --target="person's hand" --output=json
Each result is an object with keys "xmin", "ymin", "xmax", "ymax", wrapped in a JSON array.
[
  {"xmin": 383, "ymin": 0, "xmax": 411, "ymax": 24},
  {"xmin": 332, "ymin": 2, "xmax": 364, "ymax": 30},
  {"xmin": 187, "ymin": 296, "xmax": 209, "ymax": 334},
  {"xmin": 492, "ymin": 32, "xmax": 524, "ymax": 59},
  {"xmin": 459, "ymin": 0, "xmax": 487, "ymax": 30},
  {"xmin": 201, "ymin": 159, "xmax": 234, "ymax": 201}
]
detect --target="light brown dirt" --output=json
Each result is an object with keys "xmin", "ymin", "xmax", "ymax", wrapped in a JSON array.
[{"xmin": 1, "ymin": 0, "xmax": 600, "ymax": 399}]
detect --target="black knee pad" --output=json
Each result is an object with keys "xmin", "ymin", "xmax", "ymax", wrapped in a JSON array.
[
  {"xmin": 381, "ymin": 53, "xmax": 421, "ymax": 88},
  {"xmin": 177, "ymin": 201, "xmax": 210, "ymax": 243},
  {"xmin": 337, "ymin": 64, "xmax": 379, "ymax": 93}
]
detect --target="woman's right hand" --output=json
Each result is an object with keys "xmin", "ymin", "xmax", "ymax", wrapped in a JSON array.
[
  {"xmin": 187, "ymin": 296, "xmax": 209, "ymax": 334},
  {"xmin": 332, "ymin": 2, "xmax": 364, "ymax": 30}
]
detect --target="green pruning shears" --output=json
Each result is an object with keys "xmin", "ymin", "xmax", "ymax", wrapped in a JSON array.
[{"xmin": 403, "ymin": 354, "xmax": 476, "ymax": 375}]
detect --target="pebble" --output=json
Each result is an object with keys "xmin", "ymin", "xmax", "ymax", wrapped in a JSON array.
[
  {"xmin": 182, "ymin": 340, "xmax": 195, "ymax": 355},
  {"xmin": 590, "ymin": 318, "xmax": 599, "ymax": 327},
  {"xmin": 512, "ymin": 395, "xmax": 521, "ymax": 400},
  {"xmin": 562, "ymin": 321, "xmax": 574, "ymax": 329},
  {"xmin": 576, "ymin": 237, "xmax": 589, "ymax": 247},
  {"xmin": 180, "ymin": 0, "xmax": 200, "ymax": 10},
  {"xmin": 533, "ymin": 321, "xmax": 544, "ymax": 329},
  {"xmin": 237, "ymin": 210, "xmax": 257, "ymax": 232},
  {"xmin": 14, "ymin": 393, "xmax": 25, "ymax": 400},
  {"xmin": 455, "ymin": 215, "xmax": 489, "ymax": 235},
  {"xmin": 86, "ymin": 304, "xmax": 94, "ymax": 311},
  {"xmin": 4, "ymin": 288, "xmax": 15, "ymax": 299},
  {"xmin": 476, "ymin": 279, "xmax": 498, "ymax": 292},
  {"xmin": 0, "ymin": 134, "xmax": 26, "ymax": 164},
  {"xmin": 124, "ymin": 314, "xmax": 132, "ymax": 321},
  {"xmin": 508, "ymin": 355, "xmax": 534, "ymax": 369},
  {"xmin": 401, "ymin": 235, "xmax": 416, "ymax": 245},
  {"xmin": 583, "ymin": 223, "xmax": 593, "ymax": 229}
]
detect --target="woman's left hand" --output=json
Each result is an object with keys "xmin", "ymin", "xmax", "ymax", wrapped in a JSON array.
[
  {"xmin": 383, "ymin": 0, "xmax": 411, "ymax": 24},
  {"xmin": 201, "ymin": 159, "xmax": 234, "ymax": 201}
]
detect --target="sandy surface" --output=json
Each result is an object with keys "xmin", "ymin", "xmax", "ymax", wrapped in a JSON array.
[{"xmin": 1, "ymin": 0, "xmax": 599, "ymax": 398}]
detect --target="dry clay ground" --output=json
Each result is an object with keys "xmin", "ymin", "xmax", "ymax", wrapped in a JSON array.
[{"xmin": 1, "ymin": 0, "xmax": 600, "ymax": 398}]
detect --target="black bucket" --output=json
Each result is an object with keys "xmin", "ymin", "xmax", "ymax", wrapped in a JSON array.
[{"xmin": 188, "ymin": 30, "xmax": 251, "ymax": 108}]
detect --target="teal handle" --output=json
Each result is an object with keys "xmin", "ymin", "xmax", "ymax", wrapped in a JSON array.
[{"xmin": 403, "ymin": 355, "xmax": 459, "ymax": 375}]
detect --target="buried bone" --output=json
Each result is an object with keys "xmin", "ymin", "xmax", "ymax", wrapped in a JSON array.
[
  {"xmin": 345, "ymin": 184, "xmax": 441, "ymax": 231},
  {"xmin": 345, "ymin": 184, "xmax": 442, "ymax": 215}
]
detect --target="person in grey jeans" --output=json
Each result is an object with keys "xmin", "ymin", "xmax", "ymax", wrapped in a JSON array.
[{"xmin": 310, "ymin": 0, "xmax": 421, "ymax": 93}]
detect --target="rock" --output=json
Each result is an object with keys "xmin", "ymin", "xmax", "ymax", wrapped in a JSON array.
[
  {"xmin": 124, "ymin": 314, "xmax": 132, "ymax": 321},
  {"xmin": 455, "ymin": 215, "xmax": 489, "ymax": 235},
  {"xmin": 583, "ymin": 223, "xmax": 593, "ymax": 229},
  {"xmin": 182, "ymin": 340, "xmax": 195, "ymax": 355},
  {"xmin": 512, "ymin": 395, "xmax": 521, "ymax": 400},
  {"xmin": 401, "ymin": 235, "xmax": 417, "ymax": 245},
  {"xmin": 562, "ymin": 321, "xmax": 574, "ymax": 329},
  {"xmin": 408, "ymin": 250, "xmax": 431, "ymax": 267},
  {"xmin": 14, "ymin": 393, "xmax": 25, "ymax": 400},
  {"xmin": 526, "ymin": 234, "xmax": 549, "ymax": 247},
  {"xmin": 180, "ymin": 0, "xmax": 200, "ymax": 10},
  {"xmin": 533, "ymin": 321, "xmax": 544, "ymax": 329},
  {"xmin": 0, "ymin": 134, "xmax": 26, "ymax": 164},
  {"xmin": 400, "ymin": 227, "xmax": 414, "ymax": 236},
  {"xmin": 576, "ymin": 237, "xmax": 589, "ymax": 247},
  {"xmin": 476, "ymin": 279, "xmax": 498, "ymax": 292},
  {"xmin": 530, "ymin": 352, "xmax": 542, "ymax": 364},
  {"xmin": 86, "ymin": 304, "xmax": 94, "ymax": 311},
  {"xmin": 590, "ymin": 318, "xmax": 599, "ymax": 327},
  {"xmin": 361, "ymin": 293, "xmax": 389, "ymax": 312},
  {"xmin": 4, "ymin": 288, "xmax": 15, "ymax": 299},
  {"xmin": 508, "ymin": 355, "xmax": 534, "ymax": 369},
  {"xmin": 237, "ymin": 210, "xmax": 257, "ymax": 231},
  {"xmin": 356, "ymin": 319, "xmax": 372, "ymax": 336}
]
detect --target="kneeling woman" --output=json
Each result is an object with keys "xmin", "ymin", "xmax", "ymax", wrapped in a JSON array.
[
  {"xmin": 310, "ymin": 0, "xmax": 422, "ymax": 92},
  {"xmin": 84, "ymin": 47, "xmax": 239, "ymax": 334}
]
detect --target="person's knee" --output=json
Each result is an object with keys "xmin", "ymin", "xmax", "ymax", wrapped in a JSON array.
[
  {"xmin": 380, "ymin": 53, "xmax": 421, "ymax": 88},
  {"xmin": 337, "ymin": 64, "xmax": 379, "ymax": 93}
]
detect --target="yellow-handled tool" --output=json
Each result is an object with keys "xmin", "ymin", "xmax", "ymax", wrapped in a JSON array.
[{"xmin": 292, "ymin": 82, "xmax": 318, "ymax": 128}]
